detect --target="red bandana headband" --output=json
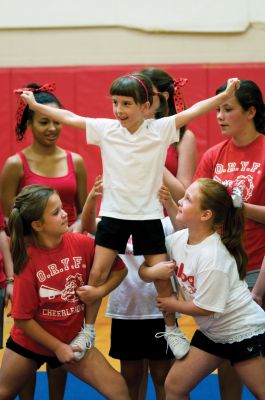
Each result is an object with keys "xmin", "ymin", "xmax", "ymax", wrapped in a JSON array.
[
  {"xmin": 173, "ymin": 78, "xmax": 188, "ymax": 114},
  {"xmin": 127, "ymin": 75, "xmax": 149, "ymax": 102},
  {"xmin": 14, "ymin": 82, "xmax": 56, "ymax": 128}
]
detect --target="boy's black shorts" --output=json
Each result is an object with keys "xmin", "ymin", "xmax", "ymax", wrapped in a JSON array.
[{"xmin": 96, "ymin": 217, "xmax": 166, "ymax": 255}]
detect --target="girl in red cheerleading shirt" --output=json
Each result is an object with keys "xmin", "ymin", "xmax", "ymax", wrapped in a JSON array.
[{"xmin": 0, "ymin": 184, "xmax": 130, "ymax": 400}]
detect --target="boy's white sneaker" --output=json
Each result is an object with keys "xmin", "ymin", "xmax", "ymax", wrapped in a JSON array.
[
  {"xmin": 155, "ymin": 327, "xmax": 190, "ymax": 359},
  {"xmin": 70, "ymin": 324, "xmax": 96, "ymax": 361}
]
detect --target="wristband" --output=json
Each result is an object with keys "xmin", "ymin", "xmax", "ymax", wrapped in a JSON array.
[{"xmin": 6, "ymin": 277, "xmax": 14, "ymax": 284}]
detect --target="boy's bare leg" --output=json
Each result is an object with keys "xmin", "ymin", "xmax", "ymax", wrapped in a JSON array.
[
  {"xmin": 145, "ymin": 254, "xmax": 176, "ymax": 326},
  {"xmin": 70, "ymin": 246, "xmax": 118, "ymax": 360}
]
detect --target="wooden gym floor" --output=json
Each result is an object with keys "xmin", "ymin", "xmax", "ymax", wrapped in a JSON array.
[{"xmin": 1, "ymin": 297, "xmax": 198, "ymax": 372}]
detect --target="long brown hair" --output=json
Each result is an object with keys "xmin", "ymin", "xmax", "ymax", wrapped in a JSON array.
[
  {"xmin": 8, "ymin": 184, "xmax": 55, "ymax": 274},
  {"xmin": 198, "ymin": 178, "xmax": 248, "ymax": 279}
]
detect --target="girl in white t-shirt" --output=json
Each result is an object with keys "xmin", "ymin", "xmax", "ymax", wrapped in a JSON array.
[
  {"xmin": 19, "ymin": 75, "xmax": 240, "ymax": 359},
  {"xmin": 140, "ymin": 178, "xmax": 265, "ymax": 399}
]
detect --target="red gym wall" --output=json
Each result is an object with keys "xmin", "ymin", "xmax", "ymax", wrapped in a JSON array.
[{"xmin": 1, "ymin": 63, "xmax": 265, "ymax": 190}]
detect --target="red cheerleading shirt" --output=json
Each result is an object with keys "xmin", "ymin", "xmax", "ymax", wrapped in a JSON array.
[
  {"xmin": 195, "ymin": 135, "xmax": 265, "ymax": 272},
  {"xmin": 11, "ymin": 232, "xmax": 125, "ymax": 356}
]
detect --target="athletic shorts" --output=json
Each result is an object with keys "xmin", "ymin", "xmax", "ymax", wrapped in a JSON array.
[
  {"xmin": 109, "ymin": 318, "xmax": 176, "ymax": 360},
  {"xmin": 95, "ymin": 217, "xmax": 166, "ymax": 255},
  {"xmin": 6, "ymin": 337, "xmax": 62, "ymax": 369},
  {"xmin": 191, "ymin": 329, "xmax": 265, "ymax": 365},
  {"xmin": 0, "ymin": 287, "xmax": 5, "ymax": 348}
]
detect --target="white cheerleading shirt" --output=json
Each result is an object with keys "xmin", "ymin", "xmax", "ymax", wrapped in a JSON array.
[
  {"xmin": 85, "ymin": 116, "xmax": 179, "ymax": 220},
  {"xmin": 106, "ymin": 217, "xmax": 179, "ymax": 319},
  {"xmin": 166, "ymin": 230, "xmax": 265, "ymax": 343}
]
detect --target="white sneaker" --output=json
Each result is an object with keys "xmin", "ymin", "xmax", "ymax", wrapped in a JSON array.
[
  {"xmin": 155, "ymin": 327, "xmax": 190, "ymax": 359},
  {"xmin": 70, "ymin": 324, "xmax": 96, "ymax": 361}
]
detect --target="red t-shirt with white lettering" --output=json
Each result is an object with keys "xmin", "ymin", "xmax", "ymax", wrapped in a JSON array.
[
  {"xmin": 194, "ymin": 135, "xmax": 265, "ymax": 271},
  {"xmin": 11, "ymin": 232, "xmax": 124, "ymax": 356}
]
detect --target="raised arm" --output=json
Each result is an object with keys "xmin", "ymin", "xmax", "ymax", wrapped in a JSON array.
[
  {"xmin": 81, "ymin": 175, "xmax": 103, "ymax": 235},
  {"xmin": 174, "ymin": 78, "xmax": 240, "ymax": 130},
  {"xmin": 158, "ymin": 185, "xmax": 185, "ymax": 231},
  {"xmin": 176, "ymin": 129, "xmax": 197, "ymax": 189},
  {"xmin": 20, "ymin": 91, "xmax": 86, "ymax": 130},
  {"xmin": 163, "ymin": 129, "xmax": 197, "ymax": 203}
]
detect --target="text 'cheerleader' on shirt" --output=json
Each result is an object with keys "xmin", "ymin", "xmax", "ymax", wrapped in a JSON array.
[
  {"xmin": 85, "ymin": 116, "xmax": 179, "ymax": 220},
  {"xmin": 11, "ymin": 233, "xmax": 94, "ymax": 356},
  {"xmin": 18, "ymin": 151, "xmax": 77, "ymax": 226},
  {"xmin": 11, "ymin": 232, "xmax": 125, "ymax": 356},
  {"xmin": 166, "ymin": 230, "xmax": 265, "ymax": 343},
  {"xmin": 194, "ymin": 135, "xmax": 265, "ymax": 271}
]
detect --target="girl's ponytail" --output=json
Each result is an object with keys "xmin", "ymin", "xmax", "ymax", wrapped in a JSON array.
[
  {"xmin": 221, "ymin": 205, "xmax": 248, "ymax": 279},
  {"xmin": 198, "ymin": 178, "xmax": 248, "ymax": 279},
  {"xmin": 8, "ymin": 184, "xmax": 55, "ymax": 274},
  {"xmin": 8, "ymin": 207, "xmax": 29, "ymax": 274}
]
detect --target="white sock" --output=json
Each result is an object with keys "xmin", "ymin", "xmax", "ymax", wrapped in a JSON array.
[
  {"xmin": 166, "ymin": 324, "xmax": 177, "ymax": 332},
  {"xmin": 85, "ymin": 323, "xmax": 95, "ymax": 331}
]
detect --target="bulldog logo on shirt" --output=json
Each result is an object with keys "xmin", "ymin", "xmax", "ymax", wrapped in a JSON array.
[
  {"xmin": 39, "ymin": 273, "xmax": 84, "ymax": 302},
  {"xmin": 216, "ymin": 175, "xmax": 254, "ymax": 202}
]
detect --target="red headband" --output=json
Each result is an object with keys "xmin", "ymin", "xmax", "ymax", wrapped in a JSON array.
[
  {"xmin": 14, "ymin": 82, "xmax": 56, "ymax": 128},
  {"xmin": 127, "ymin": 75, "xmax": 149, "ymax": 102},
  {"xmin": 173, "ymin": 78, "xmax": 188, "ymax": 113}
]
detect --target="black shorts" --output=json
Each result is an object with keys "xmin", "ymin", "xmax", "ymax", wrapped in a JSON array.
[
  {"xmin": 109, "ymin": 318, "xmax": 176, "ymax": 360},
  {"xmin": 6, "ymin": 337, "xmax": 62, "ymax": 369},
  {"xmin": 191, "ymin": 329, "xmax": 265, "ymax": 365},
  {"xmin": 95, "ymin": 217, "xmax": 166, "ymax": 255}
]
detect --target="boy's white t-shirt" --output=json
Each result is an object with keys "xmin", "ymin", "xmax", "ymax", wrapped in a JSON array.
[
  {"xmin": 166, "ymin": 230, "xmax": 265, "ymax": 343},
  {"xmin": 106, "ymin": 217, "xmax": 179, "ymax": 319},
  {"xmin": 85, "ymin": 116, "xmax": 179, "ymax": 220}
]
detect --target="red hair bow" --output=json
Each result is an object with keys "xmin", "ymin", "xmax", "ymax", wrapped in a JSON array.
[
  {"xmin": 14, "ymin": 82, "xmax": 56, "ymax": 128},
  {"xmin": 173, "ymin": 78, "xmax": 188, "ymax": 114}
]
